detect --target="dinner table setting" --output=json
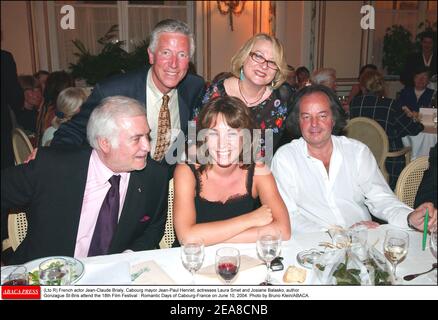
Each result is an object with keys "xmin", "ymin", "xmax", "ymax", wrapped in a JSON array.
[{"xmin": 2, "ymin": 224, "xmax": 436, "ymax": 286}]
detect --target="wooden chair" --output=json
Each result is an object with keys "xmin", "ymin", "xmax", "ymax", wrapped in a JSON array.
[
  {"xmin": 2, "ymin": 212, "xmax": 28, "ymax": 252},
  {"xmin": 12, "ymin": 128, "xmax": 33, "ymax": 165},
  {"xmin": 395, "ymin": 156, "xmax": 429, "ymax": 208},
  {"xmin": 345, "ymin": 117, "xmax": 411, "ymax": 182},
  {"xmin": 159, "ymin": 179, "xmax": 176, "ymax": 249}
]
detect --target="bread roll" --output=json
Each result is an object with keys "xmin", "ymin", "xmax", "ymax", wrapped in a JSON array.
[{"xmin": 283, "ymin": 265, "xmax": 306, "ymax": 283}]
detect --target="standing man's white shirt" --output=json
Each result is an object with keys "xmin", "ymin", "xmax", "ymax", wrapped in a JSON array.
[{"xmin": 271, "ymin": 136, "xmax": 412, "ymax": 235}]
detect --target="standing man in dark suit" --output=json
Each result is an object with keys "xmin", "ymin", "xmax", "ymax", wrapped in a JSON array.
[
  {"xmin": 1, "ymin": 50, "xmax": 24, "ymax": 257},
  {"xmin": 1, "ymin": 50, "xmax": 24, "ymax": 169},
  {"xmin": 1, "ymin": 96, "xmax": 169, "ymax": 264},
  {"xmin": 51, "ymin": 19, "xmax": 204, "ymax": 168}
]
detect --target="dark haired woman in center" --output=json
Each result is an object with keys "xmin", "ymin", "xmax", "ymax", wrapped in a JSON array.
[{"xmin": 174, "ymin": 96, "xmax": 291, "ymax": 246}]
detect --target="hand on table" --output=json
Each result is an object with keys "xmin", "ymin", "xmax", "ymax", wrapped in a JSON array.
[{"xmin": 350, "ymin": 220, "xmax": 380, "ymax": 229}]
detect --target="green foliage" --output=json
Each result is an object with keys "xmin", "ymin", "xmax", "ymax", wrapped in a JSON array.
[
  {"xmin": 332, "ymin": 254, "xmax": 361, "ymax": 285},
  {"xmin": 383, "ymin": 25, "xmax": 414, "ymax": 75},
  {"xmin": 125, "ymin": 40, "xmax": 150, "ymax": 71},
  {"xmin": 69, "ymin": 25, "xmax": 149, "ymax": 86}
]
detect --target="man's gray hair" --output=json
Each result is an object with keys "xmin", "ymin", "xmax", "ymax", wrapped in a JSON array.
[
  {"xmin": 87, "ymin": 96, "xmax": 146, "ymax": 150},
  {"xmin": 148, "ymin": 19, "xmax": 195, "ymax": 58},
  {"xmin": 311, "ymin": 68, "xmax": 336, "ymax": 86}
]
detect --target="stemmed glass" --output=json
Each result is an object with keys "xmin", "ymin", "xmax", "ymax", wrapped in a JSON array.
[
  {"xmin": 215, "ymin": 247, "xmax": 240, "ymax": 284},
  {"xmin": 256, "ymin": 228, "xmax": 281, "ymax": 285},
  {"xmin": 430, "ymin": 228, "xmax": 437, "ymax": 282},
  {"xmin": 383, "ymin": 229, "xmax": 409, "ymax": 283},
  {"xmin": 430, "ymin": 229, "xmax": 437, "ymax": 258},
  {"xmin": 1, "ymin": 266, "xmax": 28, "ymax": 285},
  {"xmin": 181, "ymin": 238, "xmax": 205, "ymax": 284}
]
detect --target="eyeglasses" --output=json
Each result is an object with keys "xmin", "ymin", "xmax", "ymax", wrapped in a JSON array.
[{"xmin": 249, "ymin": 52, "xmax": 278, "ymax": 70}]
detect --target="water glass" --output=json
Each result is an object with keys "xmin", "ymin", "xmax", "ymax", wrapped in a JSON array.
[
  {"xmin": 430, "ymin": 228, "xmax": 437, "ymax": 282},
  {"xmin": 430, "ymin": 229, "xmax": 437, "ymax": 258},
  {"xmin": 215, "ymin": 247, "xmax": 240, "ymax": 284},
  {"xmin": 39, "ymin": 258, "xmax": 71, "ymax": 286},
  {"xmin": 256, "ymin": 228, "xmax": 281, "ymax": 285},
  {"xmin": 349, "ymin": 225, "xmax": 368, "ymax": 246},
  {"xmin": 1, "ymin": 265, "xmax": 28, "ymax": 285},
  {"xmin": 181, "ymin": 239, "xmax": 205, "ymax": 284}
]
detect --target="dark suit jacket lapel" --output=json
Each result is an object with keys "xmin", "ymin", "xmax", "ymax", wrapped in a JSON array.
[
  {"xmin": 62, "ymin": 150, "xmax": 92, "ymax": 252},
  {"xmin": 135, "ymin": 66, "xmax": 149, "ymax": 107},
  {"xmin": 110, "ymin": 168, "xmax": 154, "ymax": 248}
]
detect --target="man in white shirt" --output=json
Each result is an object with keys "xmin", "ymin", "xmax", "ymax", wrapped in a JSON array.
[{"xmin": 271, "ymin": 85, "xmax": 437, "ymax": 235}]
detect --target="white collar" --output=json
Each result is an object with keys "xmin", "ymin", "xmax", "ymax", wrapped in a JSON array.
[{"xmin": 147, "ymin": 68, "xmax": 176, "ymax": 101}]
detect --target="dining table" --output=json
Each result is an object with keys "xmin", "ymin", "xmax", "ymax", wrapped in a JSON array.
[
  {"xmin": 65, "ymin": 224, "xmax": 437, "ymax": 286},
  {"xmin": 402, "ymin": 111, "xmax": 437, "ymax": 160}
]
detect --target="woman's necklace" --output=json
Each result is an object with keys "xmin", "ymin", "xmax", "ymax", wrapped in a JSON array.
[{"xmin": 238, "ymin": 80, "xmax": 267, "ymax": 106}]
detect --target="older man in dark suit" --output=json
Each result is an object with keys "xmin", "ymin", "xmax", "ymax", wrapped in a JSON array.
[
  {"xmin": 1, "ymin": 96, "xmax": 168, "ymax": 264},
  {"xmin": 51, "ymin": 19, "xmax": 204, "ymax": 169}
]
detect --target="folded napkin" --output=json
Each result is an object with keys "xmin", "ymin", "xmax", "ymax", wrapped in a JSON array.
[
  {"xmin": 197, "ymin": 255, "xmax": 263, "ymax": 278},
  {"xmin": 77, "ymin": 261, "xmax": 131, "ymax": 285},
  {"xmin": 131, "ymin": 260, "xmax": 175, "ymax": 285}
]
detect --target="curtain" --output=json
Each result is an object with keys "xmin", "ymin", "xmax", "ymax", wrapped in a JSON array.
[{"xmin": 54, "ymin": 2, "xmax": 187, "ymax": 71}]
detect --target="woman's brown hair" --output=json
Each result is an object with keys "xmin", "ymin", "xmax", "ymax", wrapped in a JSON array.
[{"xmin": 196, "ymin": 96, "xmax": 256, "ymax": 174}]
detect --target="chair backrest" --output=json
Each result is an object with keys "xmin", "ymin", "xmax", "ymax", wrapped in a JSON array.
[
  {"xmin": 395, "ymin": 156, "xmax": 429, "ymax": 208},
  {"xmin": 12, "ymin": 128, "xmax": 33, "ymax": 165},
  {"xmin": 2, "ymin": 212, "xmax": 28, "ymax": 252},
  {"xmin": 345, "ymin": 117, "xmax": 389, "ymax": 181},
  {"xmin": 159, "ymin": 179, "xmax": 176, "ymax": 249}
]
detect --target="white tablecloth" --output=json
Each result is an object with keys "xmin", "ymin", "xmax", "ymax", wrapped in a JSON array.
[
  {"xmin": 402, "ymin": 131, "xmax": 437, "ymax": 160},
  {"xmin": 73, "ymin": 225, "xmax": 436, "ymax": 285}
]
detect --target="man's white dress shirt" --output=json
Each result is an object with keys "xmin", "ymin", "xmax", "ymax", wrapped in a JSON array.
[{"xmin": 271, "ymin": 136, "xmax": 412, "ymax": 235}]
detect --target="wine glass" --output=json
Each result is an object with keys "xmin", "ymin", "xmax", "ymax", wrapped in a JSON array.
[
  {"xmin": 215, "ymin": 247, "xmax": 240, "ymax": 284},
  {"xmin": 430, "ymin": 228, "xmax": 437, "ymax": 282},
  {"xmin": 383, "ymin": 229, "xmax": 409, "ymax": 283},
  {"xmin": 256, "ymin": 228, "xmax": 281, "ymax": 285},
  {"xmin": 181, "ymin": 239, "xmax": 205, "ymax": 284},
  {"xmin": 430, "ymin": 228, "xmax": 437, "ymax": 258},
  {"xmin": 1, "ymin": 265, "xmax": 28, "ymax": 285}
]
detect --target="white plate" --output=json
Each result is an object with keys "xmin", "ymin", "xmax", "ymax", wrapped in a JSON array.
[{"xmin": 25, "ymin": 256, "xmax": 85, "ymax": 285}]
